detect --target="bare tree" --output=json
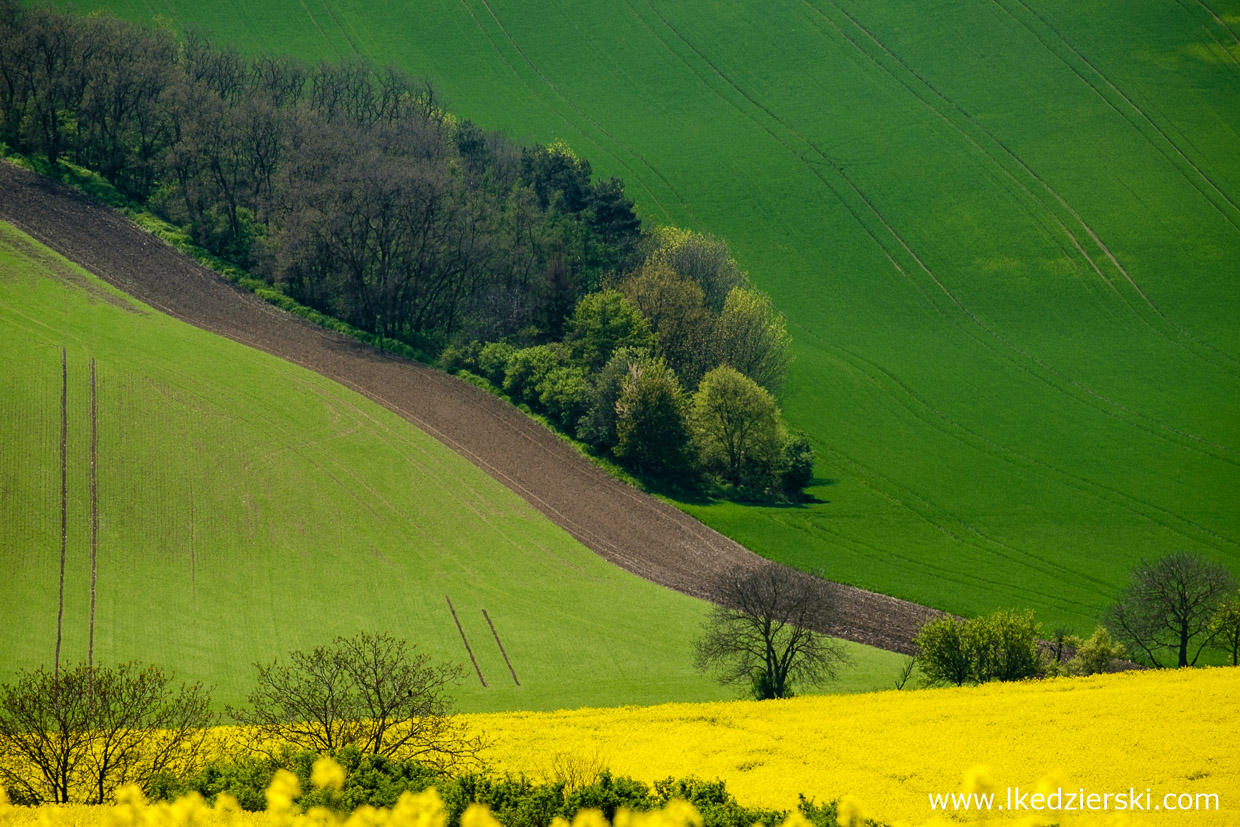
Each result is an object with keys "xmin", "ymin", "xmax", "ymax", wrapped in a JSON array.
[
  {"xmin": 1105, "ymin": 552, "xmax": 1236, "ymax": 668},
  {"xmin": 229, "ymin": 631, "xmax": 487, "ymax": 773},
  {"xmin": 0, "ymin": 663, "xmax": 214, "ymax": 804},
  {"xmin": 694, "ymin": 565, "xmax": 849, "ymax": 699}
]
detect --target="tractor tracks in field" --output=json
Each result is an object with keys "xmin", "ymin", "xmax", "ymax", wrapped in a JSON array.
[
  {"xmin": 637, "ymin": 0, "xmax": 1240, "ymax": 489},
  {"xmin": 455, "ymin": 0, "xmax": 695, "ymax": 226},
  {"xmin": 0, "ymin": 162, "xmax": 939, "ymax": 655}
]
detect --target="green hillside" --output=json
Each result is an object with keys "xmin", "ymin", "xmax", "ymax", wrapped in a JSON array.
[
  {"xmin": 53, "ymin": 0, "xmax": 1240, "ymax": 632},
  {"xmin": 0, "ymin": 221, "xmax": 905, "ymax": 710}
]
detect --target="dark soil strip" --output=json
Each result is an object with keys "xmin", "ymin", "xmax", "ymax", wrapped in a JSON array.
[
  {"xmin": 482, "ymin": 609, "xmax": 520, "ymax": 686},
  {"xmin": 55, "ymin": 346, "xmax": 66, "ymax": 675},
  {"xmin": 88, "ymin": 357, "xmax": 97, "ymax": 669},
  {"xmin": 0, "ymin": 162, "xmax": 942, "ymax": 655},
  {"xmin": 445, "ymin": 595, "xmax": 487, "ymax": 687}
]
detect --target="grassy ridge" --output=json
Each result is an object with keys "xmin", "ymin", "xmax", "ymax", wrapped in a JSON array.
[
  {"xmin": 0, "ymin": 221, "xmax": 906, "ymax": 710},
  {"xmin": 51, "ymin": 0, "xmax": 1240, "ymax": 632}
]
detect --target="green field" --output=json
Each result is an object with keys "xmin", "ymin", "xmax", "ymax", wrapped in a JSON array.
[
  {"xmin": 50, "ymin": 0, "xmax": 1240, "ymax": 633},
  {"xmin": 0, "ymin": 221, "xmax": 906, "ymax": 710}
]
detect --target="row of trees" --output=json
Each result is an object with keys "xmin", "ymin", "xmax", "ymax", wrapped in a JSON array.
[
  {"xmin": 0, "ymin": 2, "xmax": 641, "ymax": 345},
  {"xmin": 911, "ymin": 552, "xmax": 1240, "ymax": 687},
  {"xmin": 0, "ymin": 634, "xmax": 484, "ymax": 805},
  {"xmin": 0, "ymin": 4, "xmax": 813, "ymax": 498}
]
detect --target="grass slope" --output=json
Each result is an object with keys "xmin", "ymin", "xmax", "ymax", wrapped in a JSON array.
[
  {"xmin": 0, "ymin": 221, "xmax": 905, "ymax": 710},
  {"xmin": 54, "ymin": 0, "xmax": 1240, "ymax": 632}
]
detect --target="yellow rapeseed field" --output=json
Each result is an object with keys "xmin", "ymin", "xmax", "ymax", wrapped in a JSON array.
[
  {"xmin": 465, "ymin": 667, "xmax": 1239, "ymax": 826},
  {"xmin": 2, "ymin": 669, "xmax": 1234, "ymax": 826}
]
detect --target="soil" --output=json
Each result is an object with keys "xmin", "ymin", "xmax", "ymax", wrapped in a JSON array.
[{"xmin": 0, "ymin": 162, "xmax": 941, "ymax": 655}]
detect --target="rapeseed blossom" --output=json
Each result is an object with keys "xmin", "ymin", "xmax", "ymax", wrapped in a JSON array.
[{"xmin": 464, "ymin": 667, "xmax": 1238, "ymax": 825}]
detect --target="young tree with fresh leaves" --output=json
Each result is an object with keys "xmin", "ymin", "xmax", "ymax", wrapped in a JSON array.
[
  {"xmin": 565, "ymin": 290, "xmax": 653, "ymax": 370},
  {"xmin": 1209, "ymin": 591, "xmax": 1240, "ymax": 666},
  {"xmin": 713, "ymin": 287, "xmax": 792, "ymax": 394},
  {"xmin": 691, "ymin": 366, "xmax": 783, "ymax": 489}
]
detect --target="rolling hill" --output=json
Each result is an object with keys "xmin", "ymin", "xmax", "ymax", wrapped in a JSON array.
[
  {"xmin": 0, "ymin": 216, "xmax": 907, "ymax": 710},
  {"xmin": 58, "ymin": 0, "xmax": 1240, "ymax": 633}
]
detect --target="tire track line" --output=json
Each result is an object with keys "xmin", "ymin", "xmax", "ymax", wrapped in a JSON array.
[
  {"xmin": 88, "ymin": 357, "xmax": 97, "ymax": 670},
  {"xmin": 1196, "ymin": 0, "xmax": 1240, "ymax": 46},
  {"xmin": 805, "ymin": 0, "xmax": 1240, "ymax": 377},
  {"xmin": 1176, "ymin": 0, "xmax": 1240, "ymax": 67},
  {"xmin": 998, "ymin": 0, "xmax": 1240, "ymax": 231},
  {"xmin": 460, "ymin": 0, "xmax": 693, "ymax": 224},
  {"xmin": 482, "ymin": 609, "xmax": 519, "ymax": 686},
  {"xmin": 55, "ymin": 347, "xmax": 66, "ymax": 675},
  {"xmin": 445, "ymin": 595, "xmax": 486, "ymax": 687}
]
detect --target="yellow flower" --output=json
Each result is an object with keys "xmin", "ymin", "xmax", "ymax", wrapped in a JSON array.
[
  {"xmin": 265, "ymin": 768, "xmax": 302, "ymax": 816},
  {"xmin": 312, "ymin": 756, "xmax": 348, "ymax": 792},
  {"xmin": 389, "ymin": 787, "xmax": 447, "ymax": 827},
  {"xmin": 834, "ymin": 796, "xmax": 865, "ymax": 827},
  {"xmin": 461, "ymin": 803, "xmax": 503, "ymax": 827}
]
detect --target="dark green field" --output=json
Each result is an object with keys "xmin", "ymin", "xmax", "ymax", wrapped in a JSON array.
[{"xmin": 51, "ymin": 0, "xmax": 1240, "ymax": 632}]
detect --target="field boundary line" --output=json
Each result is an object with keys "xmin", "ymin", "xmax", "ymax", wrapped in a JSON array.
[
  {"xmin": 55, "ymin": 347, "xmax": 66, "ymax": 674},
  {"xmin": 482, "ymin": 609, "xmax": 519, "ymax": 686},
  {"xmin": 445, "ymin": 595, "xmax": 487, "ymax": 687},
  {"xmin": 88, "ymin": 357, "xmax": 97, "ymax": 669}
]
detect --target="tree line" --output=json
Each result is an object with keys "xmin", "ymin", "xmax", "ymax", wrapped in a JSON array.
[
  {"xmin": 444, "ymin": 226, "xmax": 811, "ymax": 497},
  {"xmin": 911, "ymin": 552, "xmax": 1240, "ymax": 687},
  {"xmin": 0, "ymin": 2, "xmax": 812, "ymax": 499},
  {"xmin": 0, "ymin": 1, "xmax": 639, "ymax": 345}
]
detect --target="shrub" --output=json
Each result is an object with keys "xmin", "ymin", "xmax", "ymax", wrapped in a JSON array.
[
  {"xmin": 536, "ymin": 365, "xmax": 592, "ymax": 431},
  {"xmin": 1066, "ymin": 626, "xmax": 1126, "ymax": 676},
  {"xmin": 478, "ymin": 341, "xmax": 517, "ymax": 385},
  {"xmin": 914, "ymin": 610, "xmax": 1044, "ymax": 686},
  {"xmin": 503, "ymin": 345, "xmax": 562, "ymax": 405}
]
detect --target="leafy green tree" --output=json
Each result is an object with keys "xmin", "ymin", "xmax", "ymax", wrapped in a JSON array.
[
  {"xmin": 566, "ymin": 290, "xmax": 653, "ymax": 370},
  {"xmin": 1066, "ymin": 626, "xmax": 1126, "ymax": 676},
  {"xmin": 914, "ymin": 611, "xmax": 1044, "ymax": 686},
  {"xmin": 641, "ymin": 227, "xmax": 747, "ymax": 312},
  {"xmin": 1209, "ymin": 591, "xmax": 1240, "ymax": 666},
  {"xmin": 476, "ymin": 341, "xmax": 516, "ymax": 385},
  {"xmin": 613, "ymin": 357, "xmax": 692, "ymax": 479},
  {"xmin": 779, "ymin": 429, "xmax": 815, "ymax": 495},
  {"xmin": 713, "ymin": 288, "xmax": 792, "ymax": 394},
  {"xmin": 575, "ymin": 346, "xmax": 646, "ymax": 449},
  {"xmin": 502, "ymin": 344, "xmax": 561, "ymax": 404},
  {"xmin": 912, "ymin": 616, "xmax": 973, "ymax": 687},
  {"xmin": 691, "ymin": 366, "xmax": 783, "ymax": 489},
  {"xmin": 537, "ymin": 365, "xmax": 591, "ymax": 431},
  {"xmin": 620, "ymin": 262, "xmax": 713, "ymax": 389},
  {"xmin": 969, "ymin": 610, "xmax": 1043, "ymax": 682}
]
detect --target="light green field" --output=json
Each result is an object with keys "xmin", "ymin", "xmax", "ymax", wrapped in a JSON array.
[
  {"xmin": 0, "ymin": 222, "xmax": 906, "ymax": 710},
  {"xmin": 52, "ymin": 0, "xmax": 1240, "ymax": 633}
]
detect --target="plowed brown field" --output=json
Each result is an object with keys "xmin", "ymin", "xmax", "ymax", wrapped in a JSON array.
[{"xmin": 0, "ymin": 161, "xmax": 939, "ymax": 653}]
